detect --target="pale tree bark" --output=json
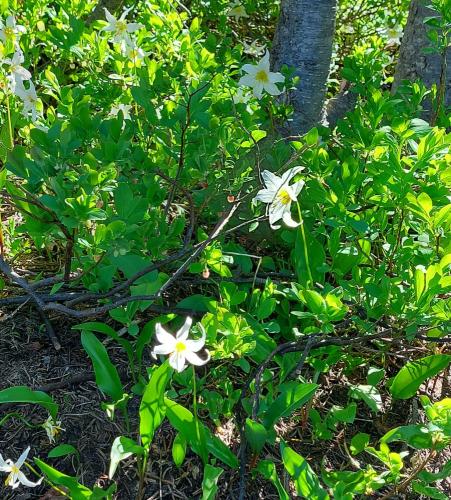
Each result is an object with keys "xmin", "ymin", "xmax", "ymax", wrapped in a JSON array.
[
  {"xmin": 393, "ymin": 0, "xmax": 450, "ymax": 118},
  {"xmin": 271, "ymin": 0, "xmax": 338, "ymax": 135}
]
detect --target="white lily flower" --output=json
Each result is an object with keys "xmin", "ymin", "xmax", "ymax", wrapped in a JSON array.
[
  {"xmin": 122, "ymin": 38, "xmax": 149, "ymax": 64},
  {"xmin": 4, "ymin": 50, "xmax": 31, "ymax": 92},
  {"xmin": 0, "ymin": 15, "xmax": 26, "ymax": 44},
  {"xmin": 254, "ymin": 167, "xmax": 305, "ymax": 229},
  {"xmin": 382, "ymin": 26, "xmax": 403, "ymax": 44},
  {"xmin": 227, "ymin": 2, "xmax": 249, "ymax": 22},
  {"xmin": 0, "ymin": 447, "xmax": 43, "ymax": 489},
  {"xmin": 151, "ymin": 317, "xmax": 210, "ymax": 373},
  {"xmin": 109, "ymin": 103, "xmax": 132, "ymax": 120},
  {"xmin": 102, "ymin": 7, "xmax": 144, "ymax": 44},
  {"xmin": 238, "ymin": 51, "xmax": 284, "ymax": 99},
  {"xmin": 243, "ymin": 40, "xmax": 266, "ymax": 57},
  {"xmin": 15, "ymin": 80, "xmax": 39, "ymax": 122},
  {"xmin": 233, "ymin": 87, "xmax": 251, "ymax": 104},
  {"xmin": 42, "ymin": 416, "xmax": 64, "ymax": 444}
]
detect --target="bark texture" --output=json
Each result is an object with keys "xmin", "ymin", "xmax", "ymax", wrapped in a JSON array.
[
  {"xmin": 393, "ymin": 0, "xmax": 450, "ymax": 113},
  {"xmin": 271, "ymin": 0, "xmax": 338, "ymax": 135}
]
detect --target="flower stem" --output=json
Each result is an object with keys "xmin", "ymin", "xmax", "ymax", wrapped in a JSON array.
[
  {"xmin": 296, "ymin": 201, "xmax": 314, "ymax": 287},
  {"xmin": 192, "ymin": 365, "xmax": 202, "ymax": 459},
  {"xmin": 6, "ymin": 94, "xmax": 14, "ymax": 150}
]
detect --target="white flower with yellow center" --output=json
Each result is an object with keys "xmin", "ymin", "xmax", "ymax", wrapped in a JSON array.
[
  {"xmin": 255, "ymin": 167, "xmax": 305, "ymax": 229},
  {"xmin": 151, "ymin": 317, "xmax": 210, "ymax": 373},
  {"xmin": 233, "ymin": 87, "xmax": 251, "ymax": 104},
  {"xmin": 4, "ymin": 50, "xmax": 31, "ymax": 92},
  {"xmin": 42, "ymin": 416, "xmax": 64, "ymax": 444},
  {"xmin": 227, "ymin": 2, "xmax": 249, "ymax": 22},
  {"xmin": 102, "ymin": 7, "xmax": 144, "ymax": 44},
  {"xmin": 0, "ymin": 15, "xmax": 26, "ymax": 44},
  {"xmin": 238, "ymin": 51, "xmax": 284, "ymax": 99},
  {"xmin": 383, "ymin": 26, "xmax": 403, "ymax": 44},
  {"xmin": 243, "ymin": 40, "xmax": 266, "ymax": 57},
  {"xmin": 122, "ymin": 39, "xmax": 149, "ymax": 64},
  {"xmin": 15, "ymin": 80, "xmax": 39, "ymax": 122},
  {"xmin": 0, "ymin": 447, "xmax": 43, "ymax": 489}
]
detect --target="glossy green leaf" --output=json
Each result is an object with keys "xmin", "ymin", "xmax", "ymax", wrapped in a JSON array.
[
  {"xmin": 139, "ymin": 361, "xmax": 172, "ymax": 449},
  {"xmin": 390, "ymin": 355, "xmax": 450, "ymax": 400},
  {"xmin": 255, "ymin": 460, "xmax": 290, "ymax": 500},
  {"xmin": 81, "ymin": 331, "xmax": 123, "ymax": 402},
  {"xmin": 172, "ymin": 432, "xmax": 187, "ymax": 467},
  {"xmin": 0, "ymin": 386, "xmax": 58, "ymax": 419},
  {"xmin": 47, "ymin": 444, "xmax": 79, "ymax": 459},
  {"xmin": 109, "ymin": 436, "xmax": 144, "ymax": 479},
  {"xmin": 201, "ymin": 464, "xmax": 223, "ymax": 500},
  {"xmin": 263, "ymin": 383, "xmax": 318, "ymax": 428},
  {"xmin": 245, "ymin": 418, "xmax": 268, "ymax": 454},
  {"xmin": 280, "ymin": 442, "xmax": 329, "ymax": 499}
]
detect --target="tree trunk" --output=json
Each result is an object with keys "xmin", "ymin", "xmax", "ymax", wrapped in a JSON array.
[
  {"xmin": 271, "ymin": 0, "xmax": 338, "ymax": 135},
  {"xmin": 393, "ymin": 0, "xmax": 450, "ymax": 117}
]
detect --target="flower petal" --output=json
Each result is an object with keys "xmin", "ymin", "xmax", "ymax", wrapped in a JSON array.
[
  {"xmin": 280, "ymin": 166, "xmax": 304, "ymax": 185},
  {"xmin": 292, "ymin": 179, "xmax": 305, "ymax": 196},
  {"xmin": 268, "ymin": 202, "xmax": 286, "ymax": 226},
  {"xmin": 152, "ymin": 344, "xmax": 174, "ymax": 356},
  {"xmin": 268, "ymin": 72, "xmax": 285, "ymax": 84},
  {"xmin": 104, "ymin": 8, "xmax": 116, "ymax": 23},
  {"xmin": 263, "ymin": 82, "xmax": 282, "ymax": 96},
  {"xmin": 169, "ymin": 351, "xmax": 187, "ymax": 372},
  {"xmin": 241, "ymin": 64, "xmax": 257, "ymax": 74},
  {"xmin": 15, "ymin": 447, "xmax": 30, "ymax": 468},
  {"xmin": 185, "ymin": 325, "xmax": 206, "ymax": 352},
  {"xmin": 185, "ymin": 349, "xmax": 210, "ymax": 366},
  {"xmin": 254, "ymin": 188, "xmax": 275, "ymax": 203},
  {"xmin": 16, "ymin": 471, "xmax": 43, "ymax": 488},
  {"xmin": 261, "ymin": 170, "xmax": 282, "ymax": 191},
  {"xmin": 126, "ymin": 22, "xmax": 144, "ymax": 33},
  {"xmin": 176, "ymin": 316, "xmax": 192, "ymax": 340},
  {"xmin": 282, "ymin": 211, "xmax": 300, "ymax": 228},
  {"xmin": 155, "ymin": 324, "xmax": 176, "ymax": 346},
  {"xmin": 238, "ymin": 74, "xmax": 256, "ymax": 87},
  {"xmin": 0, "ymin": 454, "xmax": 10, "ymax": 471}
]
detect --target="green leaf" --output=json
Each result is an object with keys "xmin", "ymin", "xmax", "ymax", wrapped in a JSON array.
[
  {"xmin": 411, "ymin": 481, "xmax": 448, "ymax": 500},
  {"xmin": 349, "ymin": 385, "xmax": 383, "ymax": 413},
  {"xmin": 350, "ymin": 433, "xmax": 370, "ymax": 455},
  {"xmin": 109, "ymin": 436, "xmax": 144, "ymax": 479},
  {"xmin": 417, "ymin": 192, "xmax": 433, "ymax": 215},
  {"xmin": 280, "ymin": 442, "xmax": 329, "ymax": 499},
  {"xmin": 81, "ymin": 331, "xmax": 123, "ymax": 402},
  {"xmin": 201, "ymin": 464, "xmax": 223, "ymax": 500},
  {"xmin": 390, "ymin": 355, "xmax": 451, "ymax": 400},
  {"xmin": 304, "ymin": 290, "xmax": 327, "ymax": 314},
  {"xmin": 0, "ymin": 386, "xmax": 58, "ymax": 419},
  {"xmin": 245, "ymin": 418, "xmax": 268, "ymax": 454},
  {"xmin": 263, "ymin": 383, "xmax": 318, "ymax": 428},
  {"xmin": 255, "ymin": 460, "xmax": 290, "ymax": 500},
  {"xmin": 164, "ymin": 398, "xmax": 238, "ymax": 468},
  {"xmin": 35, "ymin": 459, "xmax": 94, "ymax": 499},
  {"xmin": 367, "ymin": 367, "xmax": 385, "ymax": 386},
  {"xmin": 47, "ymin": 444, "xmax": 79, "ymax": 459},
  {"xmin": 381, "ymin": 425, "xmax": 433, "ymax": 449},
  {"xmin": 139, "ymin": 361, "xmax": 173, "ymax": 449},
  {"xmin": 172, "ymin": 433, "xmax": 187, "ymax": 467}
]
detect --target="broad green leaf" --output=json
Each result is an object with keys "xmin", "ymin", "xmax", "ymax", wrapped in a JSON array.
[
  {"xmin": 35, "ymin": 459, "xmax": 94, "ymax": 499},
  {"xmin": 280, "ymin": 442, "xmax": 329, "ymax": 500},
  {"xmin": 381, "ymin": 425, "xmax": 433, "ymax": 449},
  {"xmin": 172, "ymin": 432, "xmax": 187, "ymax": 467},
  {"xmin": 164, "ymin": 398, "xmax": 238, "ymax": 468},
  {"xmin": 201, "ymin": 464, "xmax": 223, "ymax": 500},
  {"xmin": 0, "ymin": 386, "xmax": 58, "ymax": 419},
  {"xmin": 263, "ymin": 383, "xmax": 318, "ymax": 428},
  {"xmin": 81, "ymin": 331, "xmax": 123, "ymax": 402},
  {"xmin": 255, "ymin": 460, "xmax": 290, "ymax": 500},
  {"xmin": 419, "ymin": 459, "xmax": 451, "ymax": 483},
  {"xmin": 411, "ymin": 481, "xmax": 448, "ymax": 500},
  {"xmin": 139, "ymin": 361, "xmax": 173, "ymax": 449},
  {"xmin": 350, "ymin": 433, "xmax": 370, "ymax": 455},
  {"xmin": 304, "ymin": 290, "xmax": 327, "ymax": 314},
  {"xmin": 417, "ymin": 192, "xmax": 433, "ymax": 215},
  {"xmin": 349, "ymin": 385, "xmax": 383, "ymax": 413},
  {"xmin": 48, "ymin": 444, "xmax": 79, "ymax": 459},
  {"xmin": 109, "ymin": 436, "xmax": 144, "ymax": 479},
  {"xmin": 390, "ymin": 355, "xmax": 450, "ymax": 400},
  {"xmin": 367, "ymin": 367, "xmax": 385, "ymax": 386},
  {"xmin": 245, "ymin": 418, "xmax": 268, "ymax": 454}
]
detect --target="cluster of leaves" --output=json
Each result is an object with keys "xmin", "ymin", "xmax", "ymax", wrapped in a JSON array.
[{"xmin": 0, "ymin": 0, "xmax": 450, "ymax": 499}]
